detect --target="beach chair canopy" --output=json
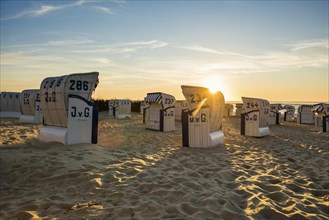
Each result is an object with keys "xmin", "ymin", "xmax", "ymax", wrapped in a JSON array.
[
  {"xmin": 270, "ymin": 104, "xmax": 283, "ymax": 113},
  {"xmin": 225, "ymin": 103, "xmax": 234, "ymax": 110},
  {"xmin": 109, "ymin": 99, "xmax": 132, "ymax": 118},
  {"xmin": 20, "ymin": 89, "xmax": 40, "ymax": 116},
  {"xmin": 145, "ymin": 92, "xmax": 176, "ymax": 109},
  {"xmin": 235, "ymin": 103, "xmax": 244, "ymax": 115},
  {"xmin": 224, "ymin": 104, "xmax": 234, "ymax": 115},
  {"xmin": 40, "ymin": 72, "xmax": 99, "ymax": 127},
  {"xmin": 0, "ymin": 92, "xmax": 20, "ymax": 113},
  {"xmin": 312, "ymin": 103, "xmax": 329, "ymax": 115},
  {"xmin": 176, "ymin": 100, "xmax": 188, "ymax": 109},
  {"xmin": 297, "ymin": 105, "xmax": 315, "ymax": 124},
  {"xmin": 282, "ymin": 104, "xmax": 295, "ymax": 122},
  {"xmin": 284, "ymin": 105, "xmax": 295, "ymax": 112},
  {"xmin": 109, "ymin": 99, "xmax": 131, "ymax": 107},
  {"xmin": 298, "ymin": 105, "xmax": 313, "ymax": 113}
]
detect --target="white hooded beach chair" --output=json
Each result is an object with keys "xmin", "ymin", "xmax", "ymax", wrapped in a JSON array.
[
  {"xmin": 224, "ymin": 104, "xmax": 234, "ymax": 116},
  {"xmin": 144, "ymin": 92, "xmax": 176, "ymax": 132},
  {"xmin": 19, "ymin": 89, "xmax": 43, "ymax": 123},
  {"xmin": 283, "ymin": 105, "xmax": 295, "ymax": 122},
  {"xmin": 108, "ymin": 99, "xmax": 131, "ymax": 119},
  {"xmin": 181, "ymin": 85, "xmax": 225, "ymax": 148},
  {"xmin": 235, "ymin": 103, "xmax": 244, "ymax": 116},
  {"xmin": 312, "ymin": 103, "xmax": 329, "ymax": 132},
  {"xmin": 297, "ymin": 105, "xmax": 314, "ymax": 124},
  {"xmin": 268, "ymin": 104, "xmax": 283, "ymax": 125},
  {"xmin": 39, "ymin": 72, "xmax": 99, "ymax": 145},
  {"xmin": 0, "ymin": 92, "xmax": 21, "ymax": 118},
  {"xmin": 241, "ymin": 97, "xmax": 270, "ymax": 137}
]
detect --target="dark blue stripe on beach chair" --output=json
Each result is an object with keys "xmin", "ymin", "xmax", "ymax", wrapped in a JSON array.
[
  {"xmin": 92, "ymin": 104, "xmax": 98, "ymax": 144},
  {"xmin": 323, "ymin": 115, "xmax": 329, "ymax": 132},
  {"xmin": 182, "ymin": 110, "xmax": 189, "ymax": 147},
  {"xmin": 160, "ymin": 109, "xmax": 164, "ymax": 132},
  {"xmin": 241, "ymin": 113, "xmax": 245, "ymax": 135}
]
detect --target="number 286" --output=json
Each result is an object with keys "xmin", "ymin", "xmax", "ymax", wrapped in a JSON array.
[{"xmin": 69, "ymin": 80, "xmax": 89, "ymax": 91}]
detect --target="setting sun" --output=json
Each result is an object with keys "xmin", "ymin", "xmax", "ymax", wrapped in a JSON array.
[{"xmin": 202, "ymin": 76, "xmax": 230, "ymax": 99}]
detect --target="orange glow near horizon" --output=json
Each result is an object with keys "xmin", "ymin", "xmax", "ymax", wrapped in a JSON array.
[{"xmin": 201, "ymin": 76, "xmax": 231, "ymax": 100}]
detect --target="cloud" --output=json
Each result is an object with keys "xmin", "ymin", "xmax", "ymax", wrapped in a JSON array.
[
  {"xmin": 33, "ymin": 5, "xmax": 62, "ymax": 16},
  {"xmin": 128, "ymin": 40, "xmax": 168, "ymax": 49},
  {"xmin": 0, "ymin": 0, "xmax": 121, "ymax": 20},
  {"xmin": 2, "ymin": 38, "xmax": 94, "ymax": 50},
  {"xmin": 2, "ymin": 37, "xmax": 327, "ymax": 88},
  {"xmin": 71, "ymin": 40, "xmax": 168, "ymax": 53},
  {"xmin": 110, "ymin": 0, "xmax": 126, "ymax": 4},
  {"xmin": 178, "ymin": 40, "xmax": 328, "ymax": 73},
  {"xmin": 289, "ymin": 39, "xmax": 329, "ymax": 52},
  {"xmin": 46, "ymin": 39, "xmax": 95, "ymax": 46},
  {"xmin": 178, "ymin": 45, "xmax": 251, "ymax": 58},
  {"xmin": 178, "ymin": 46, "xmax": 226, "ymax": 55},
  {"xmin": 1, "ymin": 1, "xmax": 87, "ymax": 20},
  {"xmin": 92, "ymin": 6, "xmax": 115, "ymax": 14}
]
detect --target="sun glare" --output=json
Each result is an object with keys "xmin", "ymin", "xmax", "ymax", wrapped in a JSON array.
[{"xmin": 202, "ymin": 76, "xmax": 225, "ymax": 94}]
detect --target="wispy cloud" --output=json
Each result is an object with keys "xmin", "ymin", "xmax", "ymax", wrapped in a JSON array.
[
  {"xmin": 1, "ymin": 38, "xmax": 94, "ymax": 49},
  {"xmin": 178, "ymin": 39, "xmax": 328, "ymax": 72},
  {"xmin": 46, "ymin": 38, "xmax": 95, "ymax": 46},
  {"xmin": 92, "ymin": 6, "xmax": 115, "ymax": 14},
  {"xmin": 1, "ymin": 0, "xmax": 122, "ymax": 21},
  {"xmin": 110, "ymin": 0, "xmax": 126, "ymax": 4},
  {"xmin": 2, "ymin": 38, "xmax": 327, "ymax": 87},
  {"xmin": 71, "ymin": 40, "xmax": 168, "ymax": 53},
  {"xmin": 289, "ymin": 39, "xmax": 329, "ymax": 51},
  {"xmin": 1, "ymin": 1, "xmax": 85, "ymax": 20},
  {"xmin": 128, "ymin": 40, "xmax": 168, "ymax": 49},
  {"xmin": 178, "ymin": 45, "xmax": 251, "ymax": 58}
]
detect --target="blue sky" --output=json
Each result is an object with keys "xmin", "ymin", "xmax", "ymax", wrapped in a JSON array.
[{"xmin": 1, "ymin": 0, "xmax": 328, "ymax": 101}]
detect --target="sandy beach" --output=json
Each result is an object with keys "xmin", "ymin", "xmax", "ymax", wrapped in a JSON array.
[{"xmin": 0, "ymin": 112, "xmax": 328, "ymax": 219}]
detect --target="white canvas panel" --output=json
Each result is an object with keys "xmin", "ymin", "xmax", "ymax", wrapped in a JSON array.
[
  {"xmin": 163, "ymin": 107, "xmax": 175, "ymax": 131},
  {"xmin": 148, "ymin": 104, "xmax": 161, "ymax": 130},
  {"xmin": 67, "ymin": 96, "xmax": 93, "ymax": 144},
  {"xmin": 39, "ymin": 126, "xmax": 68, "ymax": 144},
  {"xmin": 188, "ymin": 108, "xmax": 210, "ymax": 148}
]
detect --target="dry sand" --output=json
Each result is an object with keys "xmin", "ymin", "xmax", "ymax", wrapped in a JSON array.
[{"xmin": 0, "ymin": 113, "xmax": 328, "ymax": 219}]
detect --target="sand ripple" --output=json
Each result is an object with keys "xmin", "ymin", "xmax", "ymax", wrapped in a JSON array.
[{"xmin": 0, "ymin": 113, "xmax": 328, "ymax": 219}]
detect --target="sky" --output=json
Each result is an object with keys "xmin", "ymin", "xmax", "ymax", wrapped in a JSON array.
[{"xmin": 1, "ymin": 0, "xmax": 328, "ymax": 102}]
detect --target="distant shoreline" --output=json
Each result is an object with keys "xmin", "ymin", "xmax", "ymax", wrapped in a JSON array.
[{"xmin": 225, "ymin": 100, "xmax": 325, "ymax": 105}]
